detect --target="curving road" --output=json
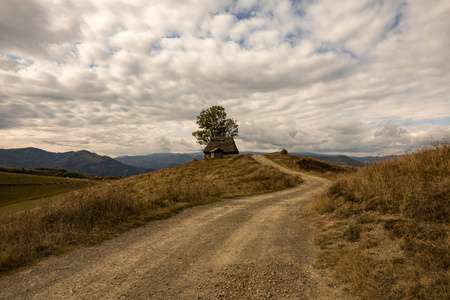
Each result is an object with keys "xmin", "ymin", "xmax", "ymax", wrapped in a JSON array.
[{"xmin": 0, "ymin": 156, "xmax": 352, "ymax": 299}]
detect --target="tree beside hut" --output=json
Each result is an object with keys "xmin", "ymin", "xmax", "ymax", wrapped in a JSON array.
[{"xmin": 192, "ymin": 106, "xmax": 238, "ymax": 145}]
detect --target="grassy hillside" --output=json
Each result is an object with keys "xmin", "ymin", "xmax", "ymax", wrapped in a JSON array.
[
  {"xmin": 0, "ymin": 172, "xmax": 96, "ymax": 210},
  {"xmin": 308, "ymin": 145, "xmax": 449, "ymax": 299},
  {"xmin": 0, "ymin": 154, "xmax": 302, "ymax": 272},
  {"xmin": 264, "ymin": 154, "xmax": 357, "ymax": 177},
  {"xmin": 115, "ymin": 152, "xmax": 204, "ymax": 170}
]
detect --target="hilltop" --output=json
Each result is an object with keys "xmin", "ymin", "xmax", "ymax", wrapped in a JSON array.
[
  {"xmin": 0, "ymin": 148, "xmax": 151, "ymax": 177},
  {"xmin": 115, "ymin": 152, "xmax": 204, "ymax": 170},
  {"xmin": 264, "ymin": 153, "xmax": 357, "ymax": 177}
]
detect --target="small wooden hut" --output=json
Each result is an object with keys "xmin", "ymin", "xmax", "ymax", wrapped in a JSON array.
[{"xmin": 203, "ymin": 137, "xmax": 239, "ymax": 159}]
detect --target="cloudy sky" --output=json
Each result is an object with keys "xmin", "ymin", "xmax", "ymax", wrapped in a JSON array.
[{"xmin": 1, "ymin": 0, "xmax": 449, "ymax": 157}]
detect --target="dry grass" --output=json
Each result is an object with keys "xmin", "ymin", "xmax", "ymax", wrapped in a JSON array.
[
  {"xmin": 264, "ymin": 154, "xmax": 356, "ymax": 179},
  {"xmin": 331, "ymin": 145, "xmax": 449, "ymax": 222},
  {"xmin": 309, "ymin": 145, "xmax": 450, "ymax": 299},
  {"xmin": 0, "ymin": 154, "xmax": 302, "ymax": 273},
  {"xmin": 306, "ymin": 193, "xmax": 336, "ymax": 215}
]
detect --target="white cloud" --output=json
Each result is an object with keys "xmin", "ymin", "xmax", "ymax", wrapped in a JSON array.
[
  {"xmin": 0, "ymin": 0, "xmax": 449, "ymax": 156},
  {"xmin": 302, "ymin": 0, "xmax": 403, "ymax": 56}
]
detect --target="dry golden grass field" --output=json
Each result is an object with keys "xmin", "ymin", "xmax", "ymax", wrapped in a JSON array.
[
  {"xmin": 0, "ymin": 154, "xmax": 301, "ymax": 272},
  {"xmin": 307, "ymin": 145, "xmax": 450, "ymax": 299}
]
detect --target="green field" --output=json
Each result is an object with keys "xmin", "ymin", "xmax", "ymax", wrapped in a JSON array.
[{"xmin": 0, "ymin": 171, "xmax": 97, "ymax": 214}]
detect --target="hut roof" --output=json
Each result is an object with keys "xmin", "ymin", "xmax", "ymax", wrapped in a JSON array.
[{"xmin": 203, "ymin": 137, "xmax": 239, "ymax": 154}]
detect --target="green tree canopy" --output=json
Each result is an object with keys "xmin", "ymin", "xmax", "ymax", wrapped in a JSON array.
[{"xmin": 192, "ymin": 106, "xmax": 238, "ymax": 145}]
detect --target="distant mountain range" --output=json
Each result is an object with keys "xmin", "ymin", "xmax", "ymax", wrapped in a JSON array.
[
  {"xmin": 0, "ymin": 148, "xmax": 151, "ymax": 177},
  {"xmin": 115, "ymin": 153, "xmax": 204, "ymax": 170},
  {"xmin": 290, "ymin": 152, "xmax": 397, "ymax": 167},
  {"xmin": 348, "ymin": 155, "xmax": 398, "ymax": 164},
  {"xmin": 0, "ymin": 147, "xmax": 397, "ymax": 177},
  {"xmin": 308, "ymin": 155, "xmax": 363, "ymax": 167},
  {"xmin": 118, "ymin": 151, "xmax": 393, "ymax": 169}
]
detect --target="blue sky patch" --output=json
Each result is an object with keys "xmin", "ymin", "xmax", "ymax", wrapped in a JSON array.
[
  {"xmin": 166, "ymin": 32, "xmax": 181, "ymax": 39},
  {"xmin": 290, "ymin": 0, "xmax": 307, "ymax": 17},
  {"xmin": 316, "ymin": 44, "xmax": 331, "ymax": 54},
  {"xmin": 315, "ymin": 43, "xmax": 359, "ymax": 59},
  {"xmin": 69, "ymin": 41, "xmax": 81, "ymax": 58},
  {"xmin": 6, "ymin": 54, "xmax": 34, "ymax": 65},
  {"xmin": 285, "ymin": 33, "xmax": 301, "ymax": 48},
  {"xmin": 390, "ymin": 13, "xmax": 403, "ymax": 30},
  {"xmin": 343, "ymin": 49, "xmax": 358, "ymax": 59},
  {"xmin": 151, "ymin": 45, "xmax": 163, "ymax": 52},
  {"xmin": 234, "ymin": 8, "xmax": 256, "ymax": 20},
  {"xmin": 57, "ymin": 61, "xmax": 68, "ymax": 67},
  {"xmin": 371, "ymin": 117, "xmax": 450, "ymax": 127},
  {"xmin": 6, "ymin": 54, "xmax": 22, "ymax": 60},
  {"xmin": 109, "ymin": 48, "xmax": 119, "ymax": 55},
  {"xmin": 224, "ymin": 1, "xmax": 260, "ymax": 20},
  {"xmin": 236, "ymin": 38, "xmax": 247, "ymax": 49},
  {"xmin": 409, "ymin": 117, "xmax": 450, "ymax": 126}
]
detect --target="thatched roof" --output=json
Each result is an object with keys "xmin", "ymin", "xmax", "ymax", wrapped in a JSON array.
[{"xmin": 203, "ymin": 137, "xmax": 239, "ymax": 154}]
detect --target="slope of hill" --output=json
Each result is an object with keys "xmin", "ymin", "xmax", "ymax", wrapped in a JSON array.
[
  {"xmin": 290, "ymin": 153, "xmax": 362, "ymax": 167},
  {"xmin": 311, "ymin": 155, "xmax": 362, "ymax": 167},
  {"xmin": 264, "ymin": 154, "xmax": 357, "ymax": 177},
  {"xmin": 308, "ymin": 144, "xmax": 450, "ymax": 299},
  {"xmin": 0, "ymin": 148, "xmax": 151, "ymax": 177},
  {"xmin": 0, "ymin": 154, "xmax": 302, "ymax": 272},
  {"xmin": 115, "ymin": 153, "xmax": 204, "ymax": 170}
]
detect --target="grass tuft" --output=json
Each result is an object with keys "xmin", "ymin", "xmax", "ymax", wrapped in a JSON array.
[{"xmin": 343, "ymin": 225, "xmax": 361, "ymax": 242}]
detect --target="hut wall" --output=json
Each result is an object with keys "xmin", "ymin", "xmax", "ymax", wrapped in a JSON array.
[{"xmin": 212, "ymin": 152, "xmax": 223, "ymax": 159}]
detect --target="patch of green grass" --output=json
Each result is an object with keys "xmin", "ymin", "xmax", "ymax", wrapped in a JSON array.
[{"xmin": 0, "ymin": 172, "xmax": 97, "ymax": 208}]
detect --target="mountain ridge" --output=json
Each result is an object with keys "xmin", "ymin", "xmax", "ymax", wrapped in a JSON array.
[
  {"xmin": 0, "ymin": 148, "xmax": 151, "ymax": 177},
  {"xmin": 1, "ymin": 147, "xmax": 397, "ymax": 175}
]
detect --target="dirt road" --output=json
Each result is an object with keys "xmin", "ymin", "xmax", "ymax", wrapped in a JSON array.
[{"xmin": 0, "ymin": 156, "xmax": 352, "ymax": 299}]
